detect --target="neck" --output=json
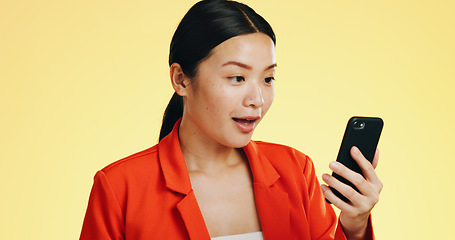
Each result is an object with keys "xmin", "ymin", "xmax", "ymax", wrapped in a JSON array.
[{"xmin": 178, "ymin": 118, "xmax": 246, "ymax": 175}]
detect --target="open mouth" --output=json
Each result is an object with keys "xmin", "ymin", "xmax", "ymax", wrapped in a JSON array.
[
  {"xmin": 232, "ymin": 118, "xmax": 256, "ymax": 125},
  {"xmin": 232, "ymin": 117, "xmax": 260, "ymax": 133}
]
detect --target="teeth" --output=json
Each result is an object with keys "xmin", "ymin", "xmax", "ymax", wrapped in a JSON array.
[{"xmin": 234, "ymin": 118, "xmax": 253, "ymax": 124}]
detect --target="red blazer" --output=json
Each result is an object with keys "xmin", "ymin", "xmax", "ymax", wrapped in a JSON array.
[{"xmin": 80, "ymin": 121, "xmax": 374, "ymax": 239}]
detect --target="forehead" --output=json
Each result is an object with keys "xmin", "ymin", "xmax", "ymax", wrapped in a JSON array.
[{"xmin": 205, "ymin": 33, "xmax": 276, "ymax": 68}]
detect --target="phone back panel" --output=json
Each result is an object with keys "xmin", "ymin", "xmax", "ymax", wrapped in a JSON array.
[
  {"xmin": 337, "ymin": 117, "xmax": 383, "ymax": 172},
  {"xmin": 330, "ymin": 116, "xmax": 383, "ymax": 203}
]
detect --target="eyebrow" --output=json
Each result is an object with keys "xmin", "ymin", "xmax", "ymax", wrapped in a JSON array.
[{"xmin": 221, "ymin": 61, "xmax": 277, "ymax": 71}]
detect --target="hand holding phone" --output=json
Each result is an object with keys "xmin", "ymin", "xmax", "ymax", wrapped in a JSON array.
[
  {"xmin": 321, "ymin": 116, "xmax": 383, "ymax": 238},
  {"xmin": 326, "ymin": 116, "xmax": 383, "ymax": 203}
]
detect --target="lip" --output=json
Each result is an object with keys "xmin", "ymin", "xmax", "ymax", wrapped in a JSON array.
[{"xmin": 232, "ymin": 116, "xmax": 261, "ymax": 133}]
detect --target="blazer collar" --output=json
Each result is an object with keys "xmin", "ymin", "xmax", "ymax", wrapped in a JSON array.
[
  {"xmin": 158, "ymin": 119, "xmax": 290, "ymax": 239},
  {"xmin": 158, "ymin": 119, "xmax": 192, "ymax": 195},
  {"xmin": 243, "ymin": 141, "xmax": 291, "ymax": 239},
  {"xmin": 158, "ymin": 119, "xmax": 281, "ymax": 194},
  {"xmin": 242, "ymin": 141, "xmax": 280, "ymax": 187},
  {"xmin": 158, "ymin": 120, "xmax": 211, "ymax": 239}
]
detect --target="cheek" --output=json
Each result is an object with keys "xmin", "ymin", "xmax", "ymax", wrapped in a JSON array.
[
  {"xmin": 207, "ymin": 84, "xmax": 241, "ymax": 108},
  {"xmin": 199, "ymin": 87, "xmax": 230, "ymax": 116},
  {"xmin": 263, "ymin": 86, "xmax": 275, "ymax": 111}
]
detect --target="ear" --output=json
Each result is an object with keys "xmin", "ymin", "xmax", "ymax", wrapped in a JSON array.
[{"xmin": 170, "ymin": 63, "xmax": 191, "ymax": 96}]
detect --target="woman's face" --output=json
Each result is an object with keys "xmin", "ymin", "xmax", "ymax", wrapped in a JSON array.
[{"xmin": 182, "ymin": 33, "xmax": 276, "ymax": 148}]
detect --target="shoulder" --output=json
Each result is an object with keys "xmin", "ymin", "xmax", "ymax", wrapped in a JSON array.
[
  {"xmin": 252, "ymin": 140, "xmax": 314, "ymax": 170},
  {"xmin": 253, "ymin": 141, "xmax": 306, "ymax": 156},
  {"xmin": 252, "ymin": 140, "xmax": 311, "ymax": 161},
  {"xmin": 90, "ymin": 144, "xmax": 165, "ymax": 214},
  {"xmin": 100, "ymin": 144, "xmax": 160, "ymax": 178}
]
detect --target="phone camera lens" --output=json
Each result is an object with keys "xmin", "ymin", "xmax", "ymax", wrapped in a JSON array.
[{"xmin": 353, "ymin": 121, "xmax": 365, "ymax": 129}]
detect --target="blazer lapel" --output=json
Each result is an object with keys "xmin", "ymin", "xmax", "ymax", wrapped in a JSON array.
[
  {"xmin": 177, "ymin": 190, "xmax": 211, "ymax": 239},
  {"xmin": 159, "ymin": 121, "xmax": 291, "ymax": 239},
  {"xmin": 243, "ymin": 141, "xmax": 291, "ymax": 240},
  {"xmin": 158, "ymin": 120, "xmax": 210, "ymax": 240}
]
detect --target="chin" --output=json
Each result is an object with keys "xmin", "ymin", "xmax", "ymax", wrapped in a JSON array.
[{"xmin": 225, "ymin": 133, "xmax": 254, "ymax": 149}]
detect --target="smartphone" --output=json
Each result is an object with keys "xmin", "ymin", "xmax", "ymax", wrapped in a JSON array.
[{"xmin": 327, "ymin": 116, "xmax": 383, "ymax": 204}]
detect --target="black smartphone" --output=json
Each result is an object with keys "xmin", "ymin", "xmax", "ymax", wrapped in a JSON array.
[{"xmin": 327, "ymin": 116, "xmax": 383, "ymax": 204}]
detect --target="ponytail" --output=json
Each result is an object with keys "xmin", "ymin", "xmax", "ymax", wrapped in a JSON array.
[{"xmin": 159, "ymin": 92, "xmax": 183, "ymax": 141}]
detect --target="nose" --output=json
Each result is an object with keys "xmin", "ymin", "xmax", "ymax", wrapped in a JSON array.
[{"xmin": 244, "ymin": 83, "xmax": 264, "ymax": 108}]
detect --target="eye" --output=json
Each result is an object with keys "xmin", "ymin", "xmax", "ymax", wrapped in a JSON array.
[
  {"xmin": 264, "ymin": 77, "xmax": 275, "ymax": 84},
  {"xmin": 228, "ymin": 76, "xmax": 245, "ymax": 83}
]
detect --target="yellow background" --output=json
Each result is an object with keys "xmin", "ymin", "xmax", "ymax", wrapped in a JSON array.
[{"xmin": 1, "ymin": 0, "xmax": 454, "ymax": 239}]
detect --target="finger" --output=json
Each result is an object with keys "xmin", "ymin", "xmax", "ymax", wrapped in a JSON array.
[
  {"xmin": 320, "ymin": 184, "xmax": 354, "ymax": 212},
  {"xmin": 328, "ymin": 162, "xmax": 371, "ymax": 196},
  {"xmin": 322, "ymin": 173, "xmax": 363, "ymax": 205},
  {"xmin": 350, "ymin": 147, "xmax": 383, "ymax": 193},
  {"xmin": 322, "ymin": 173, "xmax": 379, "ymax": 217},
  {"xmin": 372, "ymin": 149, "xmax": 379, "ymax": 169},
  {"xmin": 350, "ymin": 146, "xmax": 378, "ymax": 182}
]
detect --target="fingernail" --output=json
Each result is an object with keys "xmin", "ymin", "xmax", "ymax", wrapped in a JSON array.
[
  {"xmin": 322, "ymin": 174, "xmax": 330, "ymax": 181},
  {"xmin": 329, "ymin": 162, "xmax": 338, "ymax": 170},
  {"xmin": 353, "ymin": 146, "xmax": 360, "ymax": 155}
]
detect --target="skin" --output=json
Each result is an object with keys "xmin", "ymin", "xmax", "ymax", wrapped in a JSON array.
[{"xmin": 170, "ymin": 32, "xmax": 382, "ymax": 239}]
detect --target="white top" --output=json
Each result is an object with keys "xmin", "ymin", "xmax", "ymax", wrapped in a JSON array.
[{"xmin": 211, "ymin": 231, "xmax": 264, "ymax": 240}]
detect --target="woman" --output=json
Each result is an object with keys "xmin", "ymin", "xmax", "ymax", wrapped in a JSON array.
[{"xmin": 80, "ymin": 0, "xmax": 382, "ymax": 239}]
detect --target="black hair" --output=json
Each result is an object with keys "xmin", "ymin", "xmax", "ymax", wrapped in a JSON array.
[{"xmin": 159, "ymin": 0, "xmax": 276, "ymax": 141}]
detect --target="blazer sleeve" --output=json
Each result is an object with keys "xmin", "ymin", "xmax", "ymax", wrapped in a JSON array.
[
  {"xmin": 301, "ymin": 154, "xmax": 374, "ymax": 240},
  {"xmin": 80, "ymin": 171, "xmax": 125, "ymax": 240}
]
